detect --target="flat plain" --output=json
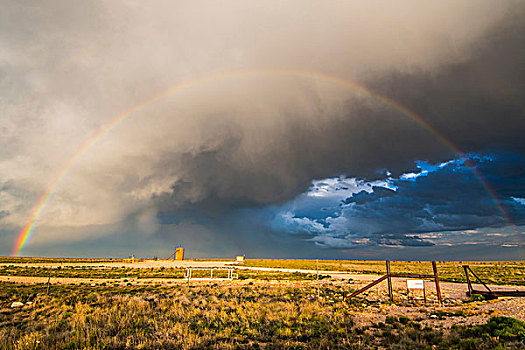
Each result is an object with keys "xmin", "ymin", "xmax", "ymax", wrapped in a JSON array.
[{"xmin": 1, "ymin": 257, "xmax": 524, "ymax": 349}]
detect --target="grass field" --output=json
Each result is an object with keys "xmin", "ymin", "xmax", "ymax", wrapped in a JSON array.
[
  {"xmin": 1, "ymin": 257, "xmax": 524, "ymax": 349},
  {"xmin": 2, "ymin": 258, "xmax": 523, "ymax": 285},
  {"xmin": 242, "ymin": 259, "xmax": 525, "ymax": 286},
  {"xmin": 1, "ymin": 281, "xmax": 525, "ymax": 349},
  {"xmin": 0, "ymin": 257, "xmax": 122, "ymax": 264},
  {"xmin": 0, "ymin": 265, "xmax": 327, "ymax": 281}
]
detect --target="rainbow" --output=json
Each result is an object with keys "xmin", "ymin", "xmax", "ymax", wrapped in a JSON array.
[{"xmin": 12, "ymin": 69, "xmax": 518, "ymax": 256}]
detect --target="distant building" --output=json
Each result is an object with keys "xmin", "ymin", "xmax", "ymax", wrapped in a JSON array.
[{"xmin": 236, "ymin": 255, "xmax": 245, "ymax": 262}]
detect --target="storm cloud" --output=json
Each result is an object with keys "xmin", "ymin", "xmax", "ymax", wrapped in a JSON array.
[
  {"xmin": 154, "ymin": 5, "xmax": 525, "ymax": 215},
  {"xmin": 268, "ymin": 153, "xmax": 525, "ymax": 249},
  {"xmin": 1, "ymin": 1, "xmax": 524, "ymax": 257}
]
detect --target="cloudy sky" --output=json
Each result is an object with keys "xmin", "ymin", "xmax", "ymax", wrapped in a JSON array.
[{"xmin": 1, "ymin": 0, "xmax": 524, "ymax": 259}]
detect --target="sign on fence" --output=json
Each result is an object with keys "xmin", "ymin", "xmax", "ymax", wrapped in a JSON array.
[
  {"xmin": 406, "ymin": 279, "xmax": 424, "ymax": 289},
  {"xmin": 406, "ymin": 279, "xmax": 426, "ymax": 304}
]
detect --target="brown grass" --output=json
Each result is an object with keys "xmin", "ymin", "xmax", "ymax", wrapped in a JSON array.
[{"xmin": 1, "ymin": 281, "xmax": 524, "ymax": 349}]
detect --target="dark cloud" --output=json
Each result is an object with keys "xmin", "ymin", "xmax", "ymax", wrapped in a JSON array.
[
  {"xmin": 3, "ymin": 1, "xmax": 524, "ymax": 259},
  {"xmin": 155, "ymin": 6, "xmax": 525, "ymax": 216},
  {"xmin": 154, "ymin": 125, "xmax": 308, "ymax": 213},
  {"xmin": 374, "ymin": 235, "xmax": 435, "ymax": 247},
  {"xmin": 313, "ymin": 153, "xmax": 525, "ymax": 246},
  {"xmin": 369, "ymin": 8, "xmax": 525, "ymax": 156},
  {"xmin": 151, "ymin": 152, "xmax": 525, "ymax": 252}
]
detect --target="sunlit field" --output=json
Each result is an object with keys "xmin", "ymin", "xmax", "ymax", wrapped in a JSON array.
[
  {"xmin": 3, "ymin": 258, "xmax": 523, "ymax": 285},
  {"xmin": 243, "ymin": 259, "xmax": 525, "ymax": 286},
  {"xmin": 1, "ymin": 257, "xmax": 524, "ymax": 349},
  {"xmin": 1, "ymin": 281, "xmax": 525, "ymax": 349}
]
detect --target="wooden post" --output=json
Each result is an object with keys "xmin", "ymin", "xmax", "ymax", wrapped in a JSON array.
[
  {"xmin": 463, "ymin": 265, "xmax": 473, "ymax": 296},
  {"xmin": 345, "ymin": 275, "xmax": 389, "ymax": 300},
  {"xmin": 386, "ymin": 260, "xmax": 393, "ymax": 302},
  {"xmin": 46, "ymin": 268, "xmax": 51, "ymax": 295},
  {"xmin": 316, "ymin": 259, "xmax": 320, "ymax": 299},
  {"xmin": 432, "ymin": 261, "xmax": 442, "ymax": 305},
  {"xmin": 465, "ymin": 265, "xmax": 492, "ymax": 294}
]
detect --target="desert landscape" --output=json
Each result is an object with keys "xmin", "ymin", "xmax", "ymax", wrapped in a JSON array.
[
  {"xmin": 3, "ymin": 1, "xmax": 525, "ymax": 349},
  {"xmin": 1, "ymin": 257, "xmax": 524, "ymax": 349}
]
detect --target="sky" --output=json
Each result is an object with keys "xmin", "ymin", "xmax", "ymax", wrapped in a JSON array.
[{"xmin": 1, "ymin": 0, "xmax": 524, "ymax": 259}]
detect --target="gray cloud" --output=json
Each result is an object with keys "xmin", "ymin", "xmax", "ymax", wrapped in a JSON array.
[
  {"xmin": 270, "ymin": 153, "xmax": 525, "ymax": 249},
  {"xmin": 154, "ymin": 5, "xmax": 525, "ymax": 216},
  {"xmin": 1, "ymin": 1, "xmax": 524, "ymax": 257}
]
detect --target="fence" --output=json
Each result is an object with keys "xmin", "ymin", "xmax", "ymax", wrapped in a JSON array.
[{"xmin": 184, "ymin": 267, "xmax": 238, "ymax": 281}]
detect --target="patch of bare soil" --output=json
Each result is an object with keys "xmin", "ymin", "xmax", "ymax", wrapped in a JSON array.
[{"xmin": 344, "ymin": 276, "xmax": 525, "ymax": 328}]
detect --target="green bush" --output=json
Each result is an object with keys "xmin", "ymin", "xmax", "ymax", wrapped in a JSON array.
[{"xmin": 464, "ymin": 316, "xmax": 525, "ymax": 342}]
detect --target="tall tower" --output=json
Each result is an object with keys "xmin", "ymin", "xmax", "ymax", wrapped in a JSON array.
[{"xmin": 175, "ymin": 247, "xmax": 185, "ymax": 260}]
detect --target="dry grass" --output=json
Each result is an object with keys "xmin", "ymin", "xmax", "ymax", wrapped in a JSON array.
[
  {"xmin": 1, "ymin": 282, "xmax": 524, "ymax": 349},
  {"xmin": 1, "ymin": 258, "xmax": 524, "ymax": 348},
  {"xmin": 0, "ymin": 257, "xmax": 122, "ymax": 264},
  {"xmin": 1, "ymin": 282, "xmax": 354, "ymax": 349},
  {"xmin": 0, "ymin": 265, "xmax": 324, "ymax": 281},
  {"xmin": 243, "ymin": 260, "xmax": 525, "ymax": 285},
  {"xmin": 2, "ymin": 258, "xmax": 523, "ymax": 285}
]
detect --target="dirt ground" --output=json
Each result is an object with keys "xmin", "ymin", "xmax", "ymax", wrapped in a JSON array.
[{"xmin": 344, "ymin": 276, "xmax": 525, "ymax": 328}]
